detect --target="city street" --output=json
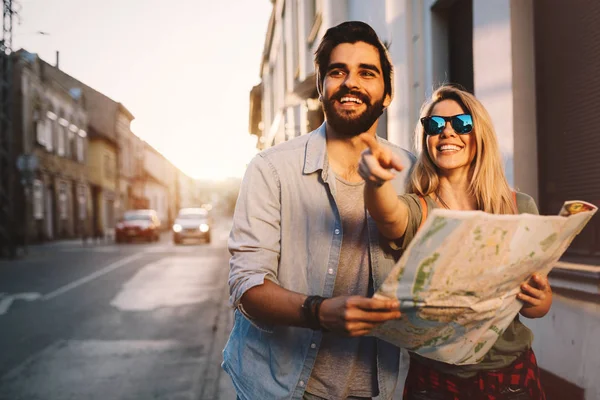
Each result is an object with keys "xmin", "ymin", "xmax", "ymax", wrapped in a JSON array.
[{"xmin": 0, "ymin": 219, "xmax": 236, "ymax": 400}]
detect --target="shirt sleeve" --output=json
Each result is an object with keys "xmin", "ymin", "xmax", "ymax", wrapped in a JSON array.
[
  {"xmin": 387, "ymin": 194, "xmax": 424, "ymax": 251},
  {"xmin": 227, "ymin": 154, "xmax": 282, "ymax": 331},
  {"xmin": 515, "ymin": 192, "xmax": 540, "ymax": 215}
]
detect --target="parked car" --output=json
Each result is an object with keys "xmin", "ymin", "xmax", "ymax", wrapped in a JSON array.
[
  {"xmin": 116, "ymin": 209, "xmax": 161, "ymax": 243},
  {"xmin": 172, "ymin": 207, "xmax": 211, "ymax": 244}
]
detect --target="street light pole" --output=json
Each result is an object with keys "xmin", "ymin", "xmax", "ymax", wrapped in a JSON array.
[{"xmin": 0, "ymin": 0, "xmax": 16, "ymax": 258}]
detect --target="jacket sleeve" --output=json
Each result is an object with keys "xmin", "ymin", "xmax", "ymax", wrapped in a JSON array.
[{"xmin": 227, "ymin": 154, "xmax": 281, "ymax": 328}]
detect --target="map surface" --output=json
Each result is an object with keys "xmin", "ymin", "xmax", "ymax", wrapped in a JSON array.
[{"xmin": 372, "ymin": 200, "xmax": 597, "ymax": 365}]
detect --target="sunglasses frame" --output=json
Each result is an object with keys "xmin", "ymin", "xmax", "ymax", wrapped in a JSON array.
[{"xmin": 420, "ymin": 114, "xmax": 473, "ymax": 136}]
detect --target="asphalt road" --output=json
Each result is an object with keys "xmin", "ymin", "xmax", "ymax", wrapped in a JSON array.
[{"xmin": 0, "ymin": 219, "xmax": 236, "ymax": 400}]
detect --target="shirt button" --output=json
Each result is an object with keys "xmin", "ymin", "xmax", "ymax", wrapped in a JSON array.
[
  {"xmin": 334, "ymin": 228, "xmax": 340, "ymax": 234},
  {"xmin": 328, "ymin": 268, "xmax": 334, "ymax": 275},
  {"xmin": 299, "ymin": 380, "xmax": 305, "ymax": 387},
  {"xmin": 310, "ymin": 343, "xmax": 316, "ymax": 349}
]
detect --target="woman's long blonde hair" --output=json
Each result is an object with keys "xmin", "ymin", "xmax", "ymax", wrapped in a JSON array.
[{"xmin": 408, "ymin": 85, "xmax": 517, "ymax": 215}]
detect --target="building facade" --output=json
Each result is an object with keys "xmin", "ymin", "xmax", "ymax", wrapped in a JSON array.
[
  {"xmin": 254, "ymin": 1, "xmax": 600, "ymax": 398},
  {"xmin": 178, "ymin": 172, "xmax": 198, "ymax": 210},
  {"xmin": 13, "ymin": 51, "xmax": 91, "ymax": 242},
  {"xmin": 86, "ymin": 131, "xmax": 118, "ymax": 239},
  {"xmin": 143, "ymin": 142, "xmax": 173, "ymax": 227},
  {"xmin": 41, "ymin": 63, "xmax": 125, "ymax": 240},
  {"xmin": 116, "ymin": 104, "xmax": 148, "ymax": 215}
]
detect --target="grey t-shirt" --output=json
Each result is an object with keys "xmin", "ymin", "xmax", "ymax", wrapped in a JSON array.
[
  {"xmin": 306, "ymin": 176, "xmax": 378, "ymax": 400},
  {"xmin": 398, "ymin": 192, "xmax": 539, "ymax": 378}
]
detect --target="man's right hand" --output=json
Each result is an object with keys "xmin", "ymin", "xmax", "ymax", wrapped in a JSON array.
[{"xmin": 319, "ymin": 296, "xmax": 402, "ymax": 337}]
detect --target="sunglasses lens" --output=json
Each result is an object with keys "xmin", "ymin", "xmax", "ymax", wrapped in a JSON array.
[
  {"xmin": 452, "ymin": 114, "xmax": 473, "ymax": 134},
  {"xmin": 423, "ymin": 117, "xmax": 445, "ymax": 135}
]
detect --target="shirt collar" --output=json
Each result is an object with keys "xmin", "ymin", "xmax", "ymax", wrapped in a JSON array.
[{"xmin": 303, "ymin": 122, "xmax": 329, "ymax": 179}]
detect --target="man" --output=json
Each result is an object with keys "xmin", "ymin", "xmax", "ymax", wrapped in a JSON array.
[{"xmin": 223, "ymin": 21, "xmax": 415, "ymax": 400}]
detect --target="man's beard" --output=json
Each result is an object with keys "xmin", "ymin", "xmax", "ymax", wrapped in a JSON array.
[{"xmin": 322, "ymin": 88, "xmax": 386, "ymax": 138}]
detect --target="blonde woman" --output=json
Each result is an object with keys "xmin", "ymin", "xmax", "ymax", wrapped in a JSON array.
[{"xmin": 358, "ymin": 85, "xmax": 551, "ymax": 399}]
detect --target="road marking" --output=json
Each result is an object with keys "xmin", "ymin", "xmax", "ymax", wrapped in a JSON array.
[
  {"xmin": 0, "ymin": 292, "xmax": 42, "ymax": 315},
  {"xmin": 41, "ymin": 253, "xmax": 144, "ymax": 301}
]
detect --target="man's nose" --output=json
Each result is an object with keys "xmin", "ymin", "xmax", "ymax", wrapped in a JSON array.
[{"xmin": 343, "ymin": 72, "xmax": 360, "ymax": 89}]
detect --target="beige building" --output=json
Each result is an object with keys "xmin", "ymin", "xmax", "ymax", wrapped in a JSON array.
[
  {"xmin": 41, "ymin": 61, "xmax": 127, "ymax": 239},
  {"xmin": 13, "ymin": 50, "xmax": 91, "ymax": 242},
  {"xmin": 116, "ymin": 108, "xmax": 147, "ymax": 214},
  {"xmin": 143, "ymin": 142, "xmax": 182, "ymax": 227},
  {"xmin": 253, "ymin": 1, "xmax": 600, "ymax": 398},
  {"xmin": 178, "ymin": 172, "xmax": 199, "ymax": 209}
]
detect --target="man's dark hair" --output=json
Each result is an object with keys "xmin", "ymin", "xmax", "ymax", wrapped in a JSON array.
[{"xmin": 314, "ymin": 21, "xmax": 393, "ymax": 100}]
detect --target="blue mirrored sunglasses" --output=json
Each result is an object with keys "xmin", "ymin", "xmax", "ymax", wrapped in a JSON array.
[{"xmin": 420, "ymin": 114, "xmax": 473, "ymax": 136}]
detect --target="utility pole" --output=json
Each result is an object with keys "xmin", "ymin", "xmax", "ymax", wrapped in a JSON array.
[{"xmin": 0, "ymin": 0, "xmax": 16, "ymax": 257}]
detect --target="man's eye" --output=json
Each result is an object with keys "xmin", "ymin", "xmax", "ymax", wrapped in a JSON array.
[
  {"xmin": 329, "ymin": 70, "xmax": 344, "ymax": 76},
  {"xmin": 361, "ymin": 71, "xmax": 376, "ymax": 77}
]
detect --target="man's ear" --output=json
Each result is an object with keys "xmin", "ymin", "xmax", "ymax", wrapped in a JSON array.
[{"xmin": 383, "ymin": 93, "xmax": 391, "ymax": 108}]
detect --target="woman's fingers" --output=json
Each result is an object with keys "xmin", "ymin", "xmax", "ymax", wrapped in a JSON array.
[{"xmin": 517, "ymin": 292, "xmax": 542, "ymax": 306}]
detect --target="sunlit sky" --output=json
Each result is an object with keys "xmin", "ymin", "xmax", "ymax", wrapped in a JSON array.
[{"xmin": 15, "ymin": 0, "xmax": 272, "ymax": 180}]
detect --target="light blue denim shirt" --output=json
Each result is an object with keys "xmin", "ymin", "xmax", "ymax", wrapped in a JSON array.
[{"xmin": 223, "ymin": 123, "xmax": 416, "ymax": 400}]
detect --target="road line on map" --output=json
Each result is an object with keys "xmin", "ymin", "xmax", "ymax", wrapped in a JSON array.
[{"xmin": 41, "ymin": 253, "xmax": 144, "ymax": 301}]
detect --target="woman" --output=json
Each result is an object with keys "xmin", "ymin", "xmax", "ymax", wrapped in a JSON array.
[{"xmin": 358, "ymin": 85, "xmax": 551, "ymax": 399}]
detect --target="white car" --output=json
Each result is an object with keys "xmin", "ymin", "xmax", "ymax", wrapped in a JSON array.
[{"xmin": 172, "ymin": 208, "xmax": 211, "ymax": 244}]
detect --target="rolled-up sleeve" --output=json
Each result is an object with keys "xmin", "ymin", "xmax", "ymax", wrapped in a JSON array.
[{"xmin": 228, "ymin": 154, "xmax": 281, "ymax": 311}]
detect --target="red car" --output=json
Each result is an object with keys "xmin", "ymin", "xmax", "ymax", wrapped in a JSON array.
[{"xmin": 116, "ymin": 209, "xmax": 161, "ymax": 243}]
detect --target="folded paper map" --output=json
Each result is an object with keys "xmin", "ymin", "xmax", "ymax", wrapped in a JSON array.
[{"xmin": 372, "ymin": 200, "xmax": 597, "ymax": 365}]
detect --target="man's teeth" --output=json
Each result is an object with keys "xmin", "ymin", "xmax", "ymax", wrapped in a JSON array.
[
  {"xmin": 439, "ymin": 145, "xmax": 462, "ymax": 151},
  {"xmin": 340, "ymin": 97, "xmax": 363, "ymax": 104}
]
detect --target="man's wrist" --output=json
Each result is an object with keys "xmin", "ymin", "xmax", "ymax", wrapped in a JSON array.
[{"xmin": 302, "ymin": 295, "xmax": 328, "ymax": 331}]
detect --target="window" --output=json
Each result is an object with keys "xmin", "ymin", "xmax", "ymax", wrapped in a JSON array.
[
  {"xmin": 32, "ymin": 179, "xmax": 43, "ymax": 220},
  {"xmin": 45, "ymin": 118, "xmax": 55, "ymax": 152},
  {"xmin": 68, "ymin": 130, "xmax": 75, "ymax": 159},
  {"xmin": 57, "ymin": 125, "xmax": 65, "ymax": 156},
  {"xmin": 77, "ymin": 136, "xmax": 85, "ymax": 163},
  {"xmin": 292, "ymin": 0, "xmax": 299, "ymax": 79},
  {"xmin": 69, "ymin": 124, "xmax": 79, "ymax": 159},
  {"xmin": 57, "ymin": 118, "xmax": 69, "ymax": 156},
  {"xmin": 36, "ymin": 118, "xmax": 46, "ymax": 146},
  {"xmin": 46, "ymin": 121, "xmax": 54, "ymax": 152},
  {"xmin": 33, "ymin": 108, "xmax": 44, "ymax": 146},
  {"xmin": 77, "ymin": 185, "xmax": 87, "ymax": 220},
  {"xmin": 307, "ymin": 0, "xmax": 322, "ymax": 46},
  {"xmin": 59, "ymin": 182, "xmax": 68, "ymax": 220},
  {"xmin": 42, "ymin": 111, "xmax": 57, "ymax": 150}
]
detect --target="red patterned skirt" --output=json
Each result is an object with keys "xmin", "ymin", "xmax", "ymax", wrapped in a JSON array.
[{"xmin": 403, "ymin": 348, "xmax": 546, "ymax": 400}]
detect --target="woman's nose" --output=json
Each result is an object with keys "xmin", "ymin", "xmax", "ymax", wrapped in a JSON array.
[{"xmin": 439, "ymin": 122, "xmax": 457, "ymax": 138}]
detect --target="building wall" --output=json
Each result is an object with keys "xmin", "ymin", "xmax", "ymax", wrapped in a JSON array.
[
  {"xmin": 178, "ymin": 173, "xmax": 197, "ymax": 209},
  {"xmin": 143, "ymin": 143, "xmax": 181, "ymax": 226},
  {"xmin": 144, "ymin": 146, "xmax": 169, "ymax": 185},
  {"xmin": 144, "ymin": 181, "xmax": 169, "ymax": 225},
  {"xmin": 87, "ymin": 139, "xmax": 118, "ymax": 192},
  {"xmin": 259, "ymin": 0, "xmax": 423, "ymax": 150},
  {"xmin": 526, "ymin": 283, "xmax": 600, "ymax": 400},
  {"xmin": 16, "ymin": 52, "xmax": 91, "ymax": 241},
  {"xmin": 116, "ymin": 110, "xmax": 141, "ymax": 215},
  {"xmin": 255, "ymin": 1, "xmax": 600, "ymax": 397}
]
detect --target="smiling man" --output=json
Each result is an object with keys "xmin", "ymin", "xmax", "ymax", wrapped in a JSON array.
[{"xmin": 223, "ymin": 21, "xmax": 415, "ymax": 400}]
